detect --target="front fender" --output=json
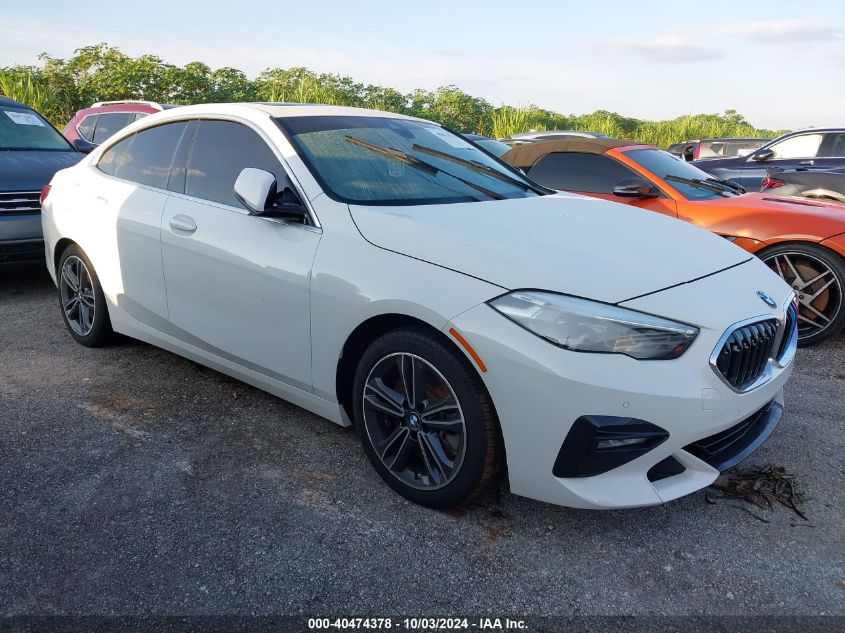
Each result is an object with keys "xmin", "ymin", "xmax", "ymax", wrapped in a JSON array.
[{"xmin": 820, "ymin": 231, "xmax": 845, "ymax": 259}]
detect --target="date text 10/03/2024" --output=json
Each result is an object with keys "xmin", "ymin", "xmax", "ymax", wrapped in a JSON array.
[{"xmin": 307, "ymin": 618, "xmax": 528, "ymax": 630}]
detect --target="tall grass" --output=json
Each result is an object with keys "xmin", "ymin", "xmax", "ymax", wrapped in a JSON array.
[
  {"xmin": 267, "ymin": 76, "xmax": 345, "ymax": 106},
  {"xmin": 0, "ymin": 71, "xmax": 67, "ymax": 125},
  {"xmin": 490, "ymin": 106, "xmax": 533, "ymax": 139},
  {"xmin": 490, "ymin": 107, "xmax": 787, "ymax": 147}
]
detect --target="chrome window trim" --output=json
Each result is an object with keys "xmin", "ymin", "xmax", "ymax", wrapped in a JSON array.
[
  {"xmin": 75, "ymin": 114, "xmax": 98, "ymax": 143},
  {"xmin": 708, "ymin": 297, "xmax": 797, "ymax": 394},
  {"xmin": 166, "ymin": 189, "xmax": 322, "ymax": 234},
  {"xmin": 93, "ymin": 114, "xmax": 322, "ymax": 229}
]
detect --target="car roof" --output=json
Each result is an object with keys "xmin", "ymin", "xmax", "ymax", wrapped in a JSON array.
[
  {"xmin": 699, "ymin": 137, "xmax": 771, "ymax": 142},
  {"xmin": 0, "ymin": 95, "xmax": 31, "ymax": 109},
  {"xmin": 133, "ymin": 102, "xmax": 430, "ymax": 124},
  {"xmin": 511, "ymin": 130, "xmax": 609, "ymax": 139},
  {"xmin": 789, "ymin": 127, "xmax": 845, "ymax": 133},
  {"xmin": 243, "ymin": 102, "xmax": 424, "ymax": 121},
  {"xmin": 501, "ymin": 137, "xmax": 642, "ymax": 166}
]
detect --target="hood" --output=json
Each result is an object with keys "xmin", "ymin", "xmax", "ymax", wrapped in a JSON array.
[
  {"xmin": 349, "ymin": 193, "xmax": 751, "ymax": 304},
  {"xmin": 696, "ymin": 192, "xmax": 845, "ymax": 241},
  {"xmin": 0, "ymin": 150, "xmax": 82, "ymax": 191},
  {"xmin": 709, "ymin": 191, "xmax": 845, "ymax": 213}
]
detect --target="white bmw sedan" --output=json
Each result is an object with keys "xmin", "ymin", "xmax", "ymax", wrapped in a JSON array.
[{"xmin": 41, "ymin": 103, "xmax": 797, "ymax": 509}]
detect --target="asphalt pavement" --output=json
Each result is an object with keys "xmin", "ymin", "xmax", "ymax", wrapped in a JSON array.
[{"xmin": 1, "ymin": 262, "xmax": 843, "ymax": 619}]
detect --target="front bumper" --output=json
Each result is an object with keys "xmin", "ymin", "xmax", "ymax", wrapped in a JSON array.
[
  {"xmin": 1, "ymin": 213, "xmax": 44, "ymax": 263},
  {"xmin": 446, "ymin": 288, "xmax": 794, "ymax": 510}
]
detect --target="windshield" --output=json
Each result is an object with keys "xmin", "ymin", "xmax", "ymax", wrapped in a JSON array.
[
  {"xmin": 474, "ymin": 138, "xmax": 512, "ymax": 157},
  {"xmin": 623, "ymin": 148, "xmax": 738, "ymax": 200},
  {"xmin": 275, "ymin": 115, "xmax": 544, "ymax": 205},
  {"xmin": 0, "ymin": 104, "xmax": 73, "ymax": 151}
]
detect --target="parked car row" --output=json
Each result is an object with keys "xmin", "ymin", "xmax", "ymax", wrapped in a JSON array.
[
  {"xmin": 500, "ymin": 137, "xmax": 845, "ymax": 346},
  {"xmin": 1, "ymin": 97, "xmax": 840, "ymax": 512}
]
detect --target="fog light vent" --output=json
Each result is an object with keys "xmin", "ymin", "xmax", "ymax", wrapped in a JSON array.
[{"xmin": 553, "ymin": 415, "xmax": 669, "ymax": 478}]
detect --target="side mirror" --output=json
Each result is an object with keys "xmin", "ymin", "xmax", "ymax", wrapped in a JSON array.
[
  {"xmin": 750, "ymin": 148, "xmax": 775, "ymax": 162},
  {"xmin": 233, "ymin": 168, "xmax": 308, "ymax": 222},
  {"xmin": 73, "ymin": 137, "xmax": 97, "ymax": 154},
  {"xmin": 613, "ymin": 177, "xmax": 660, "ymax": 199},
  {"xmin": 681, "ymin": 145, "xmax": 695, "ymax": 162}
]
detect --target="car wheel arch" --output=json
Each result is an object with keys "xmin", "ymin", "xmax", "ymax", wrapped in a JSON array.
[
  {"xmin": 334, "ymin": 313, "xmax": 485, "ymax": 425},
  {"xmin": 53, "ymin": 238, "xmax": 78, "ymax": 274}
]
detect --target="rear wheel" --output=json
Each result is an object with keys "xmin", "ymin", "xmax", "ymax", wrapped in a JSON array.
[
  {"xmin": 352, "ymin": 327, "xmax": 502, "ymax": 508},
  {"xmin": 759, "ymin": 243, "xmax": 845, "ymax": 346},
  {"xmin": 57, "ymin": 244, "xmax": 114, "ymax": 347}
]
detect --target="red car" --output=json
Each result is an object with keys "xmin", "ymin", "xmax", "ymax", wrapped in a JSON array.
[{"xmin": 62, "ymin": 100, "xmax": 176, "ymax": 152}]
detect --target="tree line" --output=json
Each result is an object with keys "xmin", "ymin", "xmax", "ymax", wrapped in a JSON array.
[{"xmin": 0, "ymin": 44, "xmax": 787, "ymax": 146}]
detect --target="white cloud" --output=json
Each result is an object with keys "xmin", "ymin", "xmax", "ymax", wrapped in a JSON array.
[
  {"xmin": 597, "ymin": 36, "xmax": 723, "ymax": 63},
  {"xmin": 715, "ymin": 19, "xmax": 842, "ymax": 44}
]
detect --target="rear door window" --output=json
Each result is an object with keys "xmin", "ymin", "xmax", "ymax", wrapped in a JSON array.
[
  {"xmin": 92, "ymin": 112, "xmax": 136, "ymax": 144},
  {"xmin": 97, "ymin": 121, "xmax": 190, "ymax": 189},
  {"xmin": 185, "ymin": 120, "xmax": 284, "ymax": 207},
  {"xmin": 76, "ymin": 115, "xmax": 98, "ymax": 142},
  {"xmin": 527, "ymin": 152, "xmax": 636, "ymax": 193},
  {"xmin": 823, "ymin": 133, "xmax": 845, "ymax": 157}
]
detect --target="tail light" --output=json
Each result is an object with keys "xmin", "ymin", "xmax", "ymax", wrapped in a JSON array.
[
  {"xmin": 761, "ymin": 175, "xmax": 785, "ymax": 190},
  {"xmin": 693, "ymin": 143, "xmax": 701, "ymax": 160},
  {"xmin": 40, "ymin": 184, "xmax": 52, "ymax": 203}
]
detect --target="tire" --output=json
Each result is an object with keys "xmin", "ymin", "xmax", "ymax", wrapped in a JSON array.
[
  {"xmin": 57, "ymin": 244, "xmax": 114, "ymax": 347},
  {"xmin": 352, "ymin": 326, "xmax": 502, "ymax": 508},
  {"xmin": 759, "ymin": 243, "xmax": 845, "ymax": 346}
]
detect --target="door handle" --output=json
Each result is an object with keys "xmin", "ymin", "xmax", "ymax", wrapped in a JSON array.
[
  {"xmin": 799, "ymin": 160, "xmax": 815, "ymax": 166},
  {"xmin": 169, "ymin": 214, "xmax": 197, "ymax": 235}
]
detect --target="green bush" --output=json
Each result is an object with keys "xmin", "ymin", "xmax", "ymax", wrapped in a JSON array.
[{"xmin": 0, "ymin": 44, "xmax": 787, "ymax": 145}]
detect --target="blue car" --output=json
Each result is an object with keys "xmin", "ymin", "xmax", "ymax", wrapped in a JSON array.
[
  {"xmin": 693, "ymin": 128, "xmax": 845, "ymax": 191},
  {"xmin": 1, "ymin": 96, "xmax": 82, "ymax": 263}
]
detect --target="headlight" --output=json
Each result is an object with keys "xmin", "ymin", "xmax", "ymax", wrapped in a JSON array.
[{"xmin": 488, "ymin": 291, "xmax": 698, "ymax": 360}]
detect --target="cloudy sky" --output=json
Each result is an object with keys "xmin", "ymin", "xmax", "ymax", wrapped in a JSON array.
[{"xmin": 2, "ymin": 0, "xmax": 843, "ymax": 129}]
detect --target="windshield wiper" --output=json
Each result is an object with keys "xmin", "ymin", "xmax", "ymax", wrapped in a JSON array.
[
  {"xmin": 705, "ymin": 177, "xmax": 746, "ymax": 194},
  {"xmin": 410, "ymin": 143, "xmax": 540, "ymax": 193},
  {"xmin": 344, "ymin": 135, "xmax": 504, "ymax": 200},
  {"xmin": 664, "ymin": 175, "xmax": 731, "ymax": 196}
]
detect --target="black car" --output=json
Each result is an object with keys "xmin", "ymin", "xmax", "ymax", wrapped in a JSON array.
[
  {"xmin": 0, "ymin": 96, "xmax": 82, "ymax": 263},
  {"xmin": 693, "ymin": 128, "xmax": 845, "ymax": 191},
  {"xmin": 762, "ymin": 167, "xmax": 845, "ymax": 204}
]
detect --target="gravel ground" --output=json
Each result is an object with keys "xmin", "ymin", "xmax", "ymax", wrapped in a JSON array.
[{"xmin": 1, "ymin": 262, "xmax": 843, "ymax": 618}]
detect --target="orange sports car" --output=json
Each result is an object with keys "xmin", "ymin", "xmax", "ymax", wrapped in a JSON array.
[{"xmin": 502, "ymin": 138, "xmax": 845, "ymax": 345}]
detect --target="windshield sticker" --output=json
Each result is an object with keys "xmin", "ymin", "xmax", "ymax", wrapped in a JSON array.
[
  {"xmin": 4, "ymin": 111, "xmax": 44, "ymax": 126},
  {"xmin": 425, "ymin": 126, "xmax": 474, "ymax": 149}
]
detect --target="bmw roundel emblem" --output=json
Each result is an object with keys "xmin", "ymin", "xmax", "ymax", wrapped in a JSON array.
[{"xmin": 756, "ymin": 290, "xmax": 777, "ymax": 309}]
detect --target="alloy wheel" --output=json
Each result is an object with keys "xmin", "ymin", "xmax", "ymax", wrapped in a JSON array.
[
  {"xmin": 59, "ymin": 255, "xmax": 96, "ymax": 336},
  {"xmin": 362, "ymin": 353, "xmax": 467, "ymax": 491},
  {"xmin": 764, "ymin": 251, "xmax": 843, "ymax": 341}
]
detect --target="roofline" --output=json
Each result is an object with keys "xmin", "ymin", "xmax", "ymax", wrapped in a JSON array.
[
  {"xmin": 91, "ymin": 100, "xmax": 164, "ymax": 109},
  {"xmin": 0, "ymin": 95, "xmax": 29, "ymax": 108}
]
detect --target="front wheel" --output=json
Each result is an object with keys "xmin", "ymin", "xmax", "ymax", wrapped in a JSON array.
[
  {"xmin": 760, "ymin": 243, "xmax": 845, "ymax": 346},
  {"xmin": 352, "ymin": 327, "xmax": 503, "ymax": 508}
]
